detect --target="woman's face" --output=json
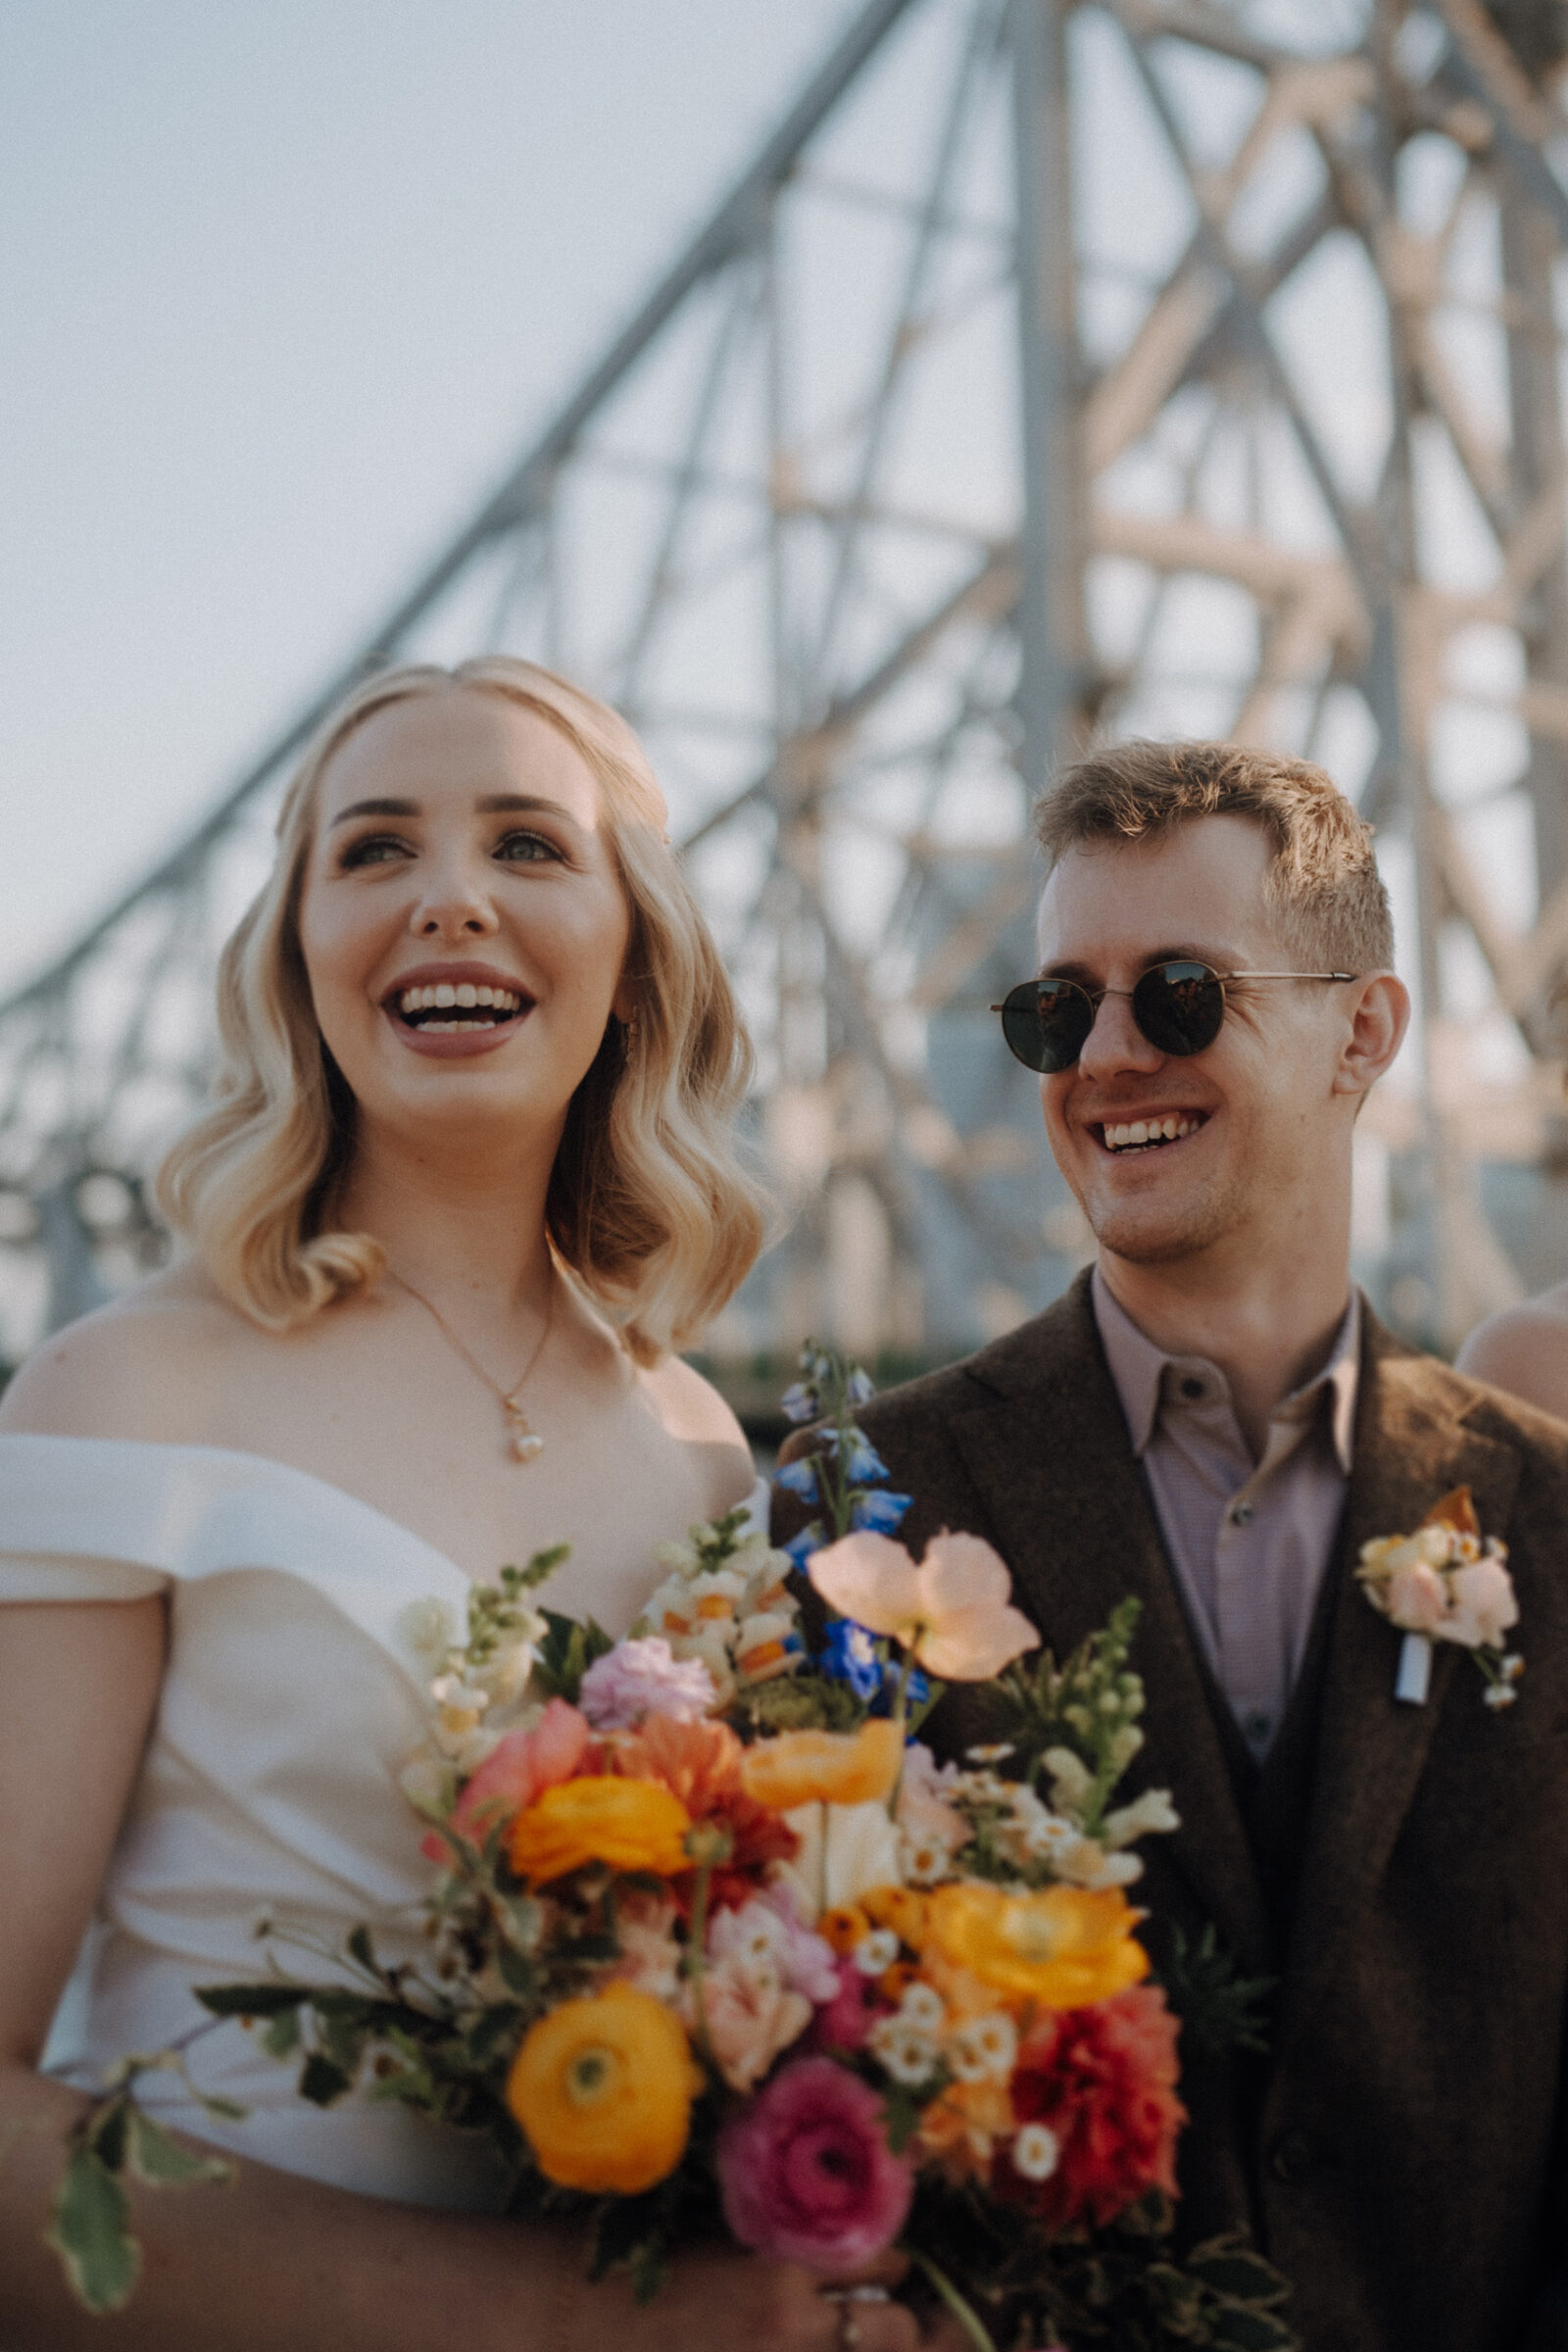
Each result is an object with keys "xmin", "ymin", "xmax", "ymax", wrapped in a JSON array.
[{"xmin": 295, "ymin": 686, "xmax": 633, "ymax": 1152}]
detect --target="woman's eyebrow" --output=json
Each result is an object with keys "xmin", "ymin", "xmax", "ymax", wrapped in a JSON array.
[{"xmin": 327, "ymin": 792, "xmax": 580, "ymax": 828}]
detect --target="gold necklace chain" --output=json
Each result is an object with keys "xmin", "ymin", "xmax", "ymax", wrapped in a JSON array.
[{"xmin": 389, "ymin": 1267, "xmax": 556, "ymax": 1464}]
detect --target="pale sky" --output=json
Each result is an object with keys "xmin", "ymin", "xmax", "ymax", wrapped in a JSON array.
[{"xmin": 0, "ymin": 0, "xmax": 856, "ymax": 993}]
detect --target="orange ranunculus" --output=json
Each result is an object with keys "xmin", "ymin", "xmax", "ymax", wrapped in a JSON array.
[
  {"xmin": 740, "ymin": 1719, "xmax": 904, "ymax": 1811},
  {"xmin": 509, "ymin": 1775, "xmax": 692, "ymax": 1884},
  {"xmin": 615, "ymin": 1715, "xmax": 799, "ymax": 1910},
  {"xmin": 506, "ymin": 1984, "xmax": 702, "ymax": 2192},
  {"xmin": 860, "ymin": 1885, "xmax": 929, "ymax": 1950},
  {"xmin": 819, "ymin": 1903, "xmax": 872, "ymax": 1957},
  {"xmin": 927, "ymin": 1883, "xmax": 1149, "ymax": 2009}
]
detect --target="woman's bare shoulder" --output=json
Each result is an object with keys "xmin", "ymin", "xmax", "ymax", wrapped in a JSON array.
[
  {"xmin": 0, "ymin": 1260, "xmax": 254, "ymax": 1441},
  {"xmin": 638, "ymin": 1353, "xmax": 753, "ymax": 1513},
  {"xmin": 1454, "ymin": 1289, "xmax": 1568, "ymax": 1422}
]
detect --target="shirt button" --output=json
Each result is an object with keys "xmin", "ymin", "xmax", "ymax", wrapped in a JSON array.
[
  {"xmin": 1245, "ymin": 1710, "xmax": 1273, "ymax": 1747},
  {"xmin": 1270, "ymin": 2129, "xmax": 1318, "ymax": 2182},
  {"xmin": 1180, "ymin": 1377, "xmax": 1204, "ymax": 1400},
  {"xmin": 1231, "ymin": 1500, "xmax": 1255, "ymax": 1525}
]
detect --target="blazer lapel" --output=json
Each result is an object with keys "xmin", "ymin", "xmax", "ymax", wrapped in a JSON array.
[
  {"xmin": 944, "ymin": 1275, "xmax": 1272, "ymax": 1973},
  {"xmin": 1278, "ymin": 1318, "xmax": 1521, "ymax": 2053}
]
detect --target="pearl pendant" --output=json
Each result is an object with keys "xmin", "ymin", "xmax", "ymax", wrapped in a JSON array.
[{"xmin": 510, "ymin": 1426, "xmax": 545, "ymax": 1463}]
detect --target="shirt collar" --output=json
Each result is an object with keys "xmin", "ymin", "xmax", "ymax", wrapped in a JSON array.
[{"xmin": 1090, "ymin": 1261, "xmax": 1360, "ymax": 1473}]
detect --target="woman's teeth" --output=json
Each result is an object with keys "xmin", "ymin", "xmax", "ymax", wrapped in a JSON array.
[
  {"xmin": 396, "ymin": 981, "xmax": 524, "ymax": 1033},
  {"xmin": 1101, "ymin": 1113, "xmax": 1202, "ymax": 1153}
]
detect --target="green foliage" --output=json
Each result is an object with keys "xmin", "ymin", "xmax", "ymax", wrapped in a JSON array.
[
  {"xmin": 46, "ymin": 2146, "xmax": 140, "ymax": 2314},
  {"xmin": 733, "ymin": 1665, "xmax": 866, "ymax": 1734},
  {"xmin": 465, "ymin": 1546, "xmax": 571, "ymax": 1669},
  {"xmin": 992, "ymin": 1596, "xmax": 1147, "ymax": 1834},
  {"xmin": 1158, "ymin": 1926, "xmax": 1275, "ymax": 2062},
  {"xmin": 533, "ymin": 1607, "xmax": 615, "ymax": 1703}
]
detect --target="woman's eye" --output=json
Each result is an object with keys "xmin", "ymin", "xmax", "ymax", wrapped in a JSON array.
[
  {"xmin": 338, "ymin": 833, "xmax": 410, "ymax": 869},
  {"xmin": 494, "ymin": 830, "xmax": 562, "ymax": 865}
]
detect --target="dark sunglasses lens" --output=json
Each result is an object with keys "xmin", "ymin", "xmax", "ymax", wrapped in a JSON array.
[
  {"xmin": 1133, "ymin": 961, "xmax": 1224, "ymax": 1057},
  {"xmin": 999, "ymin": 980, "xmax": 1094, "ymax": 1073}
]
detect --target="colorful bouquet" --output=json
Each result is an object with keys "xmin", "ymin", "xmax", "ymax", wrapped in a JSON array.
[{"xmin": 49, "ymin": 1348, "xmax": 1296, "ymax": 2350}]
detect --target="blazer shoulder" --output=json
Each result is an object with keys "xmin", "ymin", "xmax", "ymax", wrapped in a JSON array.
[
  {"xmin": 855, "ymin": 1273, "xmax": 1100, "ymax": 1444},
  {"xmin": 1374, "ymin": 1322, "xmax": 1568, "ymax": 1478}
]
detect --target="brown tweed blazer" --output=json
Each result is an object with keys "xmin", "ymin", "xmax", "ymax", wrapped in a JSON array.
[{"xmin": 774, "ymin": 1272, "xmax": 1568, "ymax": 2352}]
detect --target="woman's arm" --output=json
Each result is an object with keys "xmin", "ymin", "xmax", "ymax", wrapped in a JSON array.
[{"xmin": 0, "ymin": 1601, "xmax": 925, "ymax": 2352}]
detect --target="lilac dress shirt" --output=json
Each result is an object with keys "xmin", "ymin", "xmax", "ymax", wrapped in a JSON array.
[{"xmin": 1091, "ymin": 1265, "xmax": 1360, "ymax": 1761}]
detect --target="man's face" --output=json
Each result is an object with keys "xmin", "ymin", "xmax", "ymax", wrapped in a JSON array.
[{"xmin": 1035, "ymin": 813, "xmax": 1351, "ymax": 1270}]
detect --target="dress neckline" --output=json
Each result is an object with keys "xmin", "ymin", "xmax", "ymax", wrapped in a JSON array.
[
  {"xmin": 0, "ymin": 1430, "xmax": 768, "ymax": 1596},
  {"xmin": 0, "ymin": 1430, "xmax": 475, "ymax": 1587}
]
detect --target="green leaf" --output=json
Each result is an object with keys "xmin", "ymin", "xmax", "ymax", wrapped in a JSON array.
[
  {"xmin": 514, "ymin": 1543, "xmax": 571, "ymax": 1590},
  {"xmin": 46, "ymin": 2147, "xmax": 141, "ymax": 2314},
  {"xmin": 125, "ymin": 2110, "xmax": 233, "ymax": 2189},
  {"xmin": 192, "ymin": 2092, "xmax": 249, "ymax": 2122},
  {"xmin": 1208, "ymin": 2309, "xmax": 1298, "ymax": 2350},
  {"xmin": 195, "ymin": 1983, "xmax": 305, "ymax": 2018},
  {"xmin": 298, "ymin": 2053, "xmax": 352, "ymax": 2106},
  {"xmin": 263, "ymin": 2007, "xmax": 301, "ymax": 2058},
  {"xmin": 86, "ymin": 2095, "xmax": 129, "ymax": 2172},
  {"xmin": 1185, "ymin": 2242, "xmax": 1294, "ymax": 2307},
  {"xmin": 497, "ymin": 1944, "xmax": 539, "ymax": 1998},
  {"xmin": 346, "ymin": 1925, "xmax": 376, "ymax": 1974},
  {"xmin": 1158, "ymin": 1926, "xmax": 1275, "ymax": 2061}
]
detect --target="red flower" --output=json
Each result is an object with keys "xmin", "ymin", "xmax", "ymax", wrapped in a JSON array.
[{"xmin": 998, "ymin": 1984, "xmax": 1186, "ymax": 2231}]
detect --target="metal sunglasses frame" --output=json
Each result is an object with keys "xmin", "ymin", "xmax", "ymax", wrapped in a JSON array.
[{"xmin": 990, "ymin": 960, "xmax": 1360, "ymax": 1072}]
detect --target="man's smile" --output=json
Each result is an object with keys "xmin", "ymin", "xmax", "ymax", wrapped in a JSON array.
[{"xmin": 1087, "ymin": 1110, "xmax": 1211, "ymax": 1157}]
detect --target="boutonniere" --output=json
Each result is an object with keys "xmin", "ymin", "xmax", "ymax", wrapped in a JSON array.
[{"xmin": 1356, "ymin": 1486, "xmax": 1522, "ymax": 1709}]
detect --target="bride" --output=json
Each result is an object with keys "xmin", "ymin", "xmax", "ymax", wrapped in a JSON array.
[{"xmin": 0, "ymin": 661, "xmax": 927, "ymax": 2351}]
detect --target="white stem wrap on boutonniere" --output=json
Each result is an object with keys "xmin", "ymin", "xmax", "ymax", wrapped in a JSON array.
[{"xmin": 1356, "ymin": 1485, "xmax": 1523, "ymax": 1710}]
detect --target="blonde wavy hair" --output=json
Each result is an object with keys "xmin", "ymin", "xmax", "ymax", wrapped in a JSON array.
[{"xmin": 157, "ymin": 657, "xmax": 768, "ymax": 1362}]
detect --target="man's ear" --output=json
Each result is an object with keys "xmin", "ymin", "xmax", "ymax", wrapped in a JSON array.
[{"xmin": 1333, "ymin": 970, "xmax": 1410, "ymax": 1098}]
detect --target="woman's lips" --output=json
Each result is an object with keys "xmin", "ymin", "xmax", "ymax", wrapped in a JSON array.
[{"xmin": 381, "ymin": 1000, "xmax": 532, "ymax": 1059}]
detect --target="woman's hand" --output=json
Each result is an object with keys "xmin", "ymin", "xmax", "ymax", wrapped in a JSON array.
[{"xmin": 569, "ymin": 2246, "xmax": 935, "ymax": 2352}]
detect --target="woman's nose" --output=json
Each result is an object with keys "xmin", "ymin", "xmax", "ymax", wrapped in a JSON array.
[
  {"xmin": 411, "ymin": 856, "xmax": 500, "ymax": 941},
  {"xmin": 1076, "ymin": 989, "xmax": 1164, "ymax": 1079}
]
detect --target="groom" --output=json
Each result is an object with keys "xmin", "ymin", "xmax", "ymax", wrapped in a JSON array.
[{"xmin": 778, "ymin": 742, "xmax": 1568, "ymax": 2351}]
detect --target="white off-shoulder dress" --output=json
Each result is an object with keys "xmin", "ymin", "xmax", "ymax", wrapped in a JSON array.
[{"xmin": 0, "ymin": 1434, "xmax": 766, "ymax": 2211}]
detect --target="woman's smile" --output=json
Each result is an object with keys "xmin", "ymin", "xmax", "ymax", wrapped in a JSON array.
[{"xmin": 380, "ymin": 957, "xmax": 537, "ymax": 1058}]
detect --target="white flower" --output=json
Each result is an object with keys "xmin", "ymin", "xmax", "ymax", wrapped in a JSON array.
[
  {"xmin": 399, "ymin": 1750, "xmax": 455, "ymax": 1821},
  {"xmin": 776, "ymin": 1799, "xmax": 904, "ymax": 1914},
  {"xmin": 898, "ymin": 1830, "xmax": 955, "ymax": 1887},
  {"xmin": 898, "ymin": 1982, "xmax": 947, "ymax": 2034},
  {"xmin": 1012, "ymin": 2123, "xmax": 1060, "ymax": 2181},
  {"xmin": 965, "ymin": 1741, "xmax": 1014, "ymax": 1765},
  {"xmin": 1101, "ymin": 1788, "xmax": 1180, "ymax": 1849},
  {"xmin": 1041, "ymin": 1745, "xmax": 1093, "ymax": 1818},
  {"xmin": 1054, "ymin": 1837, "xmax": 1142, "ymax": 1890},
  {"xmin": 949, "ymin": 2012, "xmax": 1017, "ymax": 2083},
  {"xmin": 396, "ymin": 1595, "xmax": 458, "ymax": 1663},
  {"xmin": 868, "ymin": 2016, "xmax": 942, "ymax": 2086},
  {"xmin": 854, "ymin": 1929, "xmax": 901, "ymax": 1976}
]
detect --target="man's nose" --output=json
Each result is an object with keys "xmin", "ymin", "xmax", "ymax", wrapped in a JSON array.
[{"xmin": 1076, "ymin": 989, "xmax": 1164, "ymax": 1079}]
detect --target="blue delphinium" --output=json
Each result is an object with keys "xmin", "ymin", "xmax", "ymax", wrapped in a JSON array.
[
  {"xmin": 822, "ymin": 1619, "xmax": 883, "ymax": 1701},
  {"xmin": 851, "ymin": 1486, "xmax": 912, "ymax": 1536}
]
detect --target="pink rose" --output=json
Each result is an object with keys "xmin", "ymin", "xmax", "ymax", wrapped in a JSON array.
[
  {"xmin": 1383, "ymin": 1559, "xmax": 1450, "ymax": 1636},
  {"xmin": 1444, "ymin": 1556, "xmax": 1519, "ymax": 1650},
  {"xmin": 687, "ymin": 1951, "xmax": 813, "ymax": 2093},
  {"xmin": 578, "ymin": 1638, "xmax": 716, "ymax": 1730},
  {"xmin": 717, "ymin": 2056, "xmax": 913, "ymax": 2270},
  {"xmin": 423, "ymin": 1698, "xmax": 589, "ymax": 1860},
  {"xmin": 612, "ymin": 1888, "xmax": 682, "ymax": 2002},
  {"xmin": 896, "ymin": 1741, "xmax": 965, "ymax": 1848}
]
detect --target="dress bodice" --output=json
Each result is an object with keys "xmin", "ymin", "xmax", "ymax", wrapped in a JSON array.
[{"xmin": 0, "ymin": 1433, "xmax": 764, "ymax": 2208}]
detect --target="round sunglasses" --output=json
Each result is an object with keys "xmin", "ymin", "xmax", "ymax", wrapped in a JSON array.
[{"xmin": 991, "ymin": 959, "xmax": 1358, "ymax": 1074}]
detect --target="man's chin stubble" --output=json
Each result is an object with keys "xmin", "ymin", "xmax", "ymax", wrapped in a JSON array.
[{"xmin": 1082, "ymin": 1180, "xmax": 1241, "ymax": 1267}]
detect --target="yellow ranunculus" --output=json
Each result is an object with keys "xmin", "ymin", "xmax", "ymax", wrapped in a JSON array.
[
  {"xmin": 739, "ymin": 1718, "xmax": 903, "ymax": 1810},
  {"xmin": 508, "ymin": 1776, "xmax": 692, "ymax": 1884},
  {"xmin": 507, "ymin": 1984, "xmax": 702, "ymax": 2192},
  {"xmin": 927, "ymin": 1882, "xmax": 1149, "ymax": 2008}
]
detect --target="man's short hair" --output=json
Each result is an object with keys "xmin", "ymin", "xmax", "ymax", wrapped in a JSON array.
[{"xmin": 1033, "ymin": 738, "xmax": 1394, "ymax": 973}]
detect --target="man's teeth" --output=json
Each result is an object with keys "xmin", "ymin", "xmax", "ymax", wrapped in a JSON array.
[
  {"xmin": 397, "ymin": 981, "xmax": 523, "ymax": 1022},
  {"xmin": 1101, "ymin": 1114, "xmax": 1201, "ymax": 1152}
]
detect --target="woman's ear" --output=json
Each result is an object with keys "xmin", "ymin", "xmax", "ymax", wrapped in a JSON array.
[{"xmin": 1334, "ymin": 970, "xmax": 1410, "ymax": 1098}]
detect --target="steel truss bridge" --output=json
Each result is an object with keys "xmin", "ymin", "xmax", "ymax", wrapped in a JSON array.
[{"xmin": 4, "ymin": 0, "xmax": 1568, "ymax": 1363}]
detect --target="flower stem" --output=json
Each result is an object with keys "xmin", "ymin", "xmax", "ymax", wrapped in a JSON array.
[
  {"xmin": 684, "ymin": 1859, "xmax": 717, "ymax": 2075},
  {"xmin": 906, "ymin": 2252, "xmax": 998, "ymax": 2352}
]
